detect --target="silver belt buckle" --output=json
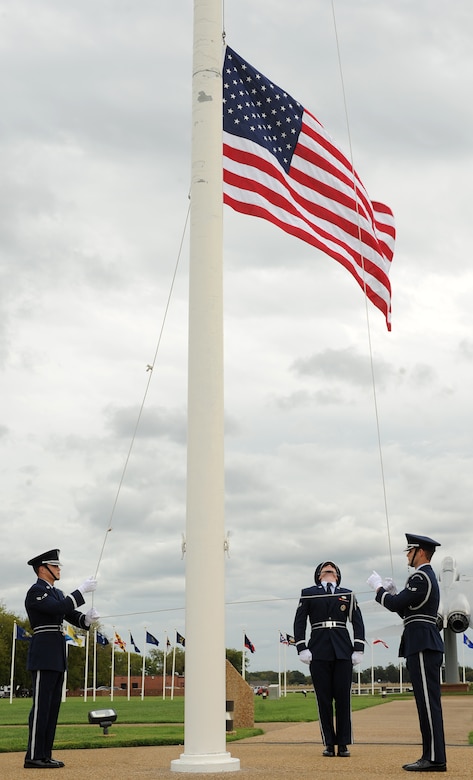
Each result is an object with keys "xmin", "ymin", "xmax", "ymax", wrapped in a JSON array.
[{"xmin": 325, "ymin": 620, "xmax": 336, "ymax": 628}]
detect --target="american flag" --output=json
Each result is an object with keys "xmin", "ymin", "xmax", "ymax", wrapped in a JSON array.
[{"xmin": 223, "ymin": 47, "xmax": 395, "ymax": 330}]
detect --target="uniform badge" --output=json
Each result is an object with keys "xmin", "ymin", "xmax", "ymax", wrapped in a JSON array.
[{"xmin": 340, "ymin": 604, "xmax": 346, "ymax": 611}]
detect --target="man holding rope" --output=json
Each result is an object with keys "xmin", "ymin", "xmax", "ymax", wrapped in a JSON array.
[
  {"xmin": 368, "ymin": 533, "xmax": 446, "ymax": 773},
  {"xmin": 24, "ymin": 549, "xmax": 98, "ymax": 770}
]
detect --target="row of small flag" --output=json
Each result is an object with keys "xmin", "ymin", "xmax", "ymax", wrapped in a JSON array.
[
  {"xmin": 112, "ymin": 630, "xmax": 186, "ymax": 654},
  {"xmin": 17, "ymin": 624, "xmax": 473, "ymax": 652},
  {"xmin": 14, "ymin": 624, "xmax": 186, "ymax": 652}
]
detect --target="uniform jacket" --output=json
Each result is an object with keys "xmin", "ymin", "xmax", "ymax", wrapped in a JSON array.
[
  {"xmin": 25, "ymin": 578, "xmax": 89, "ymax": 671},
  {"xmin": 375, "ymin": 563, "xmax": 444, "ymax": 658},
  {"xmin": 294, "ymin": 584, "xmax": 365, "ymax": 661}
]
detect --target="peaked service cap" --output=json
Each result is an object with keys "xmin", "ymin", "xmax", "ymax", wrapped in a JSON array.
[
  {"xmin": 27, "ymin": 549, "xmax": 61, "ymax": 568},
  {"xmin": 404, "ymin": 534, "xmax": 440, "ymax": 552}
]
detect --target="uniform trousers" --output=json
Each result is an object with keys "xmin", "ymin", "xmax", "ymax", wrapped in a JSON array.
[
  {"xmin": 406, "ymin": 649, "xmax": 446, "ymax": 764},
  {"xmin": 26, "ymin": 669, "xmax": 64, "ymax": 760},
  {"xmin": 310, "ymin": 658, "xmax": 353, "ymax": 746}
]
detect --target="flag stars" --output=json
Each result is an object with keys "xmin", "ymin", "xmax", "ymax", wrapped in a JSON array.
[{"xmin": 223, "ymin": 48, "xmax": 302, "ymax": 173}]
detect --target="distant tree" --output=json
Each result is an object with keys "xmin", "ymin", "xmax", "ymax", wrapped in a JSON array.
[
  {"xmin": 0, "ymin": 603, "xmax": 31, "ymax": 692},
  {"xmin": 226, "ymin": 648, "xmax": 244, "ymax": 674},
  {"xmin": 287, "ymin": 669, "xmax": 308, "ymax": 685}
]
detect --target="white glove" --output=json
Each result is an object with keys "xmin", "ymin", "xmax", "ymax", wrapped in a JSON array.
[
  {"xmin": 382, "ymin": 577, "xmax": 397, "ymax": 595},
  {"xmin": 351, "ymin": 651, "xmax": 364, "ymax": 666},
  {"xmin": 78, "ymin": 576, "xmax": 98, "ymax": 595},
  {"xmin": 367, "ymin": 570, "xmax": 383, "ymax": 590},
  {"xmin": 299, "ymin": 649, "xmax": 312, "ymax": 665},
  {"xmin": 84, "ymin": 607, "xmax": 100, "ymax": 627}
]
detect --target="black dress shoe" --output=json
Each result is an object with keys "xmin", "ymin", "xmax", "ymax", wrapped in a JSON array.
[
  {"xmin": 338, "ymin": 745, "xmax": 351, "ymax": 757},
  {"xmin": 322, "ymin": 745, "xmax": 335, "ymax": 757},
  {"xmin": 24, "ymin": 758, "xmax": 61, "ymax": 768},
  {"xmin": 402, "ymin": 758, "xmax": 447, "ymax": 772}
]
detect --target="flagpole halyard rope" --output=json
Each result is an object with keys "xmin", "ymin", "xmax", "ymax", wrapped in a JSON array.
[
  {"xmin": 94, "ymin": 200, "xmax": 191, "ymax": 580},
  {"xmin": 331, "ymin": 0, "xmax": 394, "ymax": 576}
]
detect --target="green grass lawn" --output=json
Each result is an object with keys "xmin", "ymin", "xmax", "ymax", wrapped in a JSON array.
[{"xmin": 0, "ymin": 693, "xmax": 393, "ymax": 753}]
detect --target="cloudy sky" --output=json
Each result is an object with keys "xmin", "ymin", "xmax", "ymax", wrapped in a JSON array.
[{"xmin": 2, "ymin": 0, "xmax": 473, "ymax": 675}]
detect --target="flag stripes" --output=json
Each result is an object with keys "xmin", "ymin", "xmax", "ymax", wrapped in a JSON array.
[{"xmin": 223, "ymin": 46, "xmax": 395, "ymax": 329}]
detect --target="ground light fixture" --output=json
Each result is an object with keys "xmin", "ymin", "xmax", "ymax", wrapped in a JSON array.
[{"xmin": 88, "ymin": 708, "xmax": 117, "ymax": 735}]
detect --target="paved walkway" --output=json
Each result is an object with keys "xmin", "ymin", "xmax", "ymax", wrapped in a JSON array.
[{"xmin": 1, "ymin": 697, "xmax": 472, "ymax": 778}]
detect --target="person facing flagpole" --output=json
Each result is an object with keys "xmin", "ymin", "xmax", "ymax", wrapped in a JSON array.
[{"xmin": 24, "ymin": 548, "xmax": 98, "ymax": 770}]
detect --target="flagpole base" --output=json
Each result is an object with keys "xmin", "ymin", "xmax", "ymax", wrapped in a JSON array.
[{"xmin": 171, "ymin": 753, "xmax": 240, "ymax": 773}]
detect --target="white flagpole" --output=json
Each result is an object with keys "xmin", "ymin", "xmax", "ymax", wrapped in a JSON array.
[
  {"xmin": 141, "ymin": 628, "xmax": 146, "ymax": 701},
  {"xmin": 371, "ymin": 642, "xmax": 374, "ymax": 695},
  {"xmin": 284, "ymin": 645, "xmax": 287, "ymax": 696},
  {"xmin": 110, "ymin": 629, "xmax": 115, "ymax": 702},
  {"xmin": 93, "ymin": 628, "xmax": 97, "ymax": 702},
  {"xmin": 171, "ymin": 0, "xmax": 238, "ymax": 771},
  {"xmin": 83, "ymin": 630, "xmax": 90, "ymax": 702},
  {"xmin": 9, "ymin": 622, "xmax": 16, "ymax": 704},
  {"xmin": 278, "ymin": 632, "xmax": 281, "ymax": 697},
  {"xmin": 127, "ymin": 632, "xmax": 131, "ymax": 701},
  {"xmin": 242, "ymin": 631, "xmax": 246, "ymax": 681},
  {"xmin": 62, "ymin": 643, "xmax": 69, "ymax": 702},
  {"xmin": 171, "ymin": 637, "xmax": 177, "ymax": 701},
  {"xmin": 163, "ymin": 632, "xmax": 167, "ymax": 700}
]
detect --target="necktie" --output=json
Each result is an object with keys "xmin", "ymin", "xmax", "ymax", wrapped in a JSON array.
[{"xmin": 326, "ymin": 583, "xmax": 332, "ymax": 594}]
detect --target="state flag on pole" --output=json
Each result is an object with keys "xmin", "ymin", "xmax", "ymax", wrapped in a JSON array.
[
  {"xmin": 279, "ymin": 632, "xmax": 289, "ymax": 645},
  {"xmin": 463, "ymin": 634, "xmax": 473, "ymax": 649},
  {"xmin": 245, "ymin": 634, "xmax": 255, "ymax": 653},
  {"xmin": 114, "ymin": 631, "xmax": 126, "ymax": 651},
  {"xmin": 64, "ymin": 623, "xmax": 85, "ymax": 647},
  {"xmin": 373, "ymin": 638, "xmax": 389, "ymax": 648},
  {"xmin": 16, "ymin": 625, "xmax": 31, "ymax": 641},
  {"xmin": 286, "ymin": 634, "xmax": 296, "ymax": 646},
  {"xmin": 176, "ymin": 632, "xmax": 186, "ymax": 647},
  {"xmin": 146, "ymin": 631, "xmax": 159, "ymax": 647},
  {"xmin": 96, "ymin": 632, "xmax": 109, "ymax": 646},
  {"xmin": 223, "ymin": 47, "xmax": 395, "ymax": 330},
  {"xmin": 130, "ymin": 633, "xmax": 141, "ymax": 653}
]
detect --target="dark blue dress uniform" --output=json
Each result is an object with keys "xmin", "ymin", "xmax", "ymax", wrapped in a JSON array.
[
  {"xmin": 374, "ymin": 534, "xmax": 446, "ymax": 767},
  {"xmin": 294, "ymin": 562, "xmax": 365, "ymax": 750},
  {"xmin": 24, "ymin": 550, "xmax": 90, "ymax": 766}
]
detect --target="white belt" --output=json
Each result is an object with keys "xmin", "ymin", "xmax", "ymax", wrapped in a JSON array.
[{"xmin": 311, "ymin": 620, "xmax": 346, "ymax": 629}]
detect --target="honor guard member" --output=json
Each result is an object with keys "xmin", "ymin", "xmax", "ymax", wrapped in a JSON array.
[
  {"xmin": 294, "ymin": 560, "xmax": 365, "ymax": 758},
  {"xmin": 368, "ymin": 533, "xmax": 446, "ymax": 773},
  {"xmin": 24, "ymin": 549, "xmax": 99, "ymax": 770}
]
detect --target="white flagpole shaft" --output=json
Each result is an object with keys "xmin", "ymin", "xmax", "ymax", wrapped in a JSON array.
[
  {"xmin": 62, "ymin": 644, "xmax": 68, "ymax": 702},
  {"xmin": 242, "ymin": 631, "xmax": 246, "ymax": 680},
  {"xmin": 141, "ymin": 628, "xmax": 146, "ymax": 701},
  {"xmin": 171, "ymin": 642, "xmax": 176, "ymax": 700},
  {"xmin": 127, "ymin": 645, "xmax": 131, "ymax": 701},
  {"xmin": 84, "ymin": 631, "xmax": 89, "ymax": 702},
  {"xmin": 93, "ymin": 629, "xmax": 97, "ymax": 702},
  {"xmin": 278, "ymin": 633, "xmax": 281, "ymax": 697},
  {"xmin": 111, "ymin": 631, "xmax": 115, "ymax": 702},
  {"xmin": 9, "ymin": 623, "xmax": 16, "ymax": 704},
  {"xmin": 371, "ymin": 643, "xmax": 374, "ymax": 695},
  {"xmin": 171, "ymin": 0, "xmax": 239, "ymax": 772},
  {"xmin": 284, "ymin": 645, "xmax": 287, "ymax": 697},
  {"xmin": 163, "ymin": 633, "xmax": 167, "ymax": 700}
]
